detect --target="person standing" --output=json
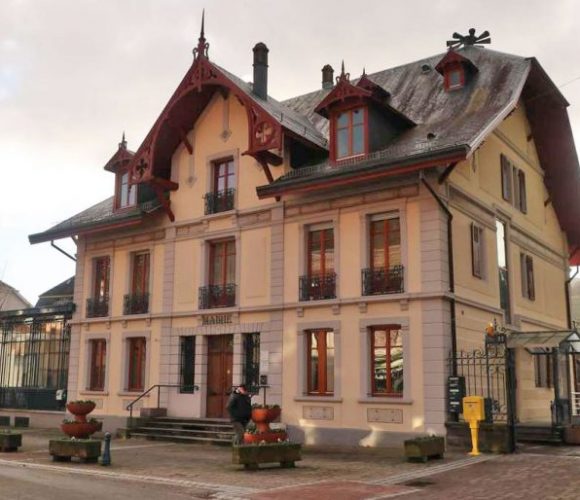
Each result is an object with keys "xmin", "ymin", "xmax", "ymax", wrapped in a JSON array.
[{"xmin": 226, "ymin": 383, "xmax": 252, "ymax": 444}]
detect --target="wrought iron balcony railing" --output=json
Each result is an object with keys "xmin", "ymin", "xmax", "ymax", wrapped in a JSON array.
[
  {"xmin": 361, "ymin": 265, "xmax": 404, "ymax": 296},
  {"xmin": 86, "ymin": 297, "xmax": 109, "ymax": 318},
  {"xmin": 198, "ymin": 284, "xmax": 236, "ymax": 309},
  {"xmin": 123, "ymin": 293, "xmax": 149, "ymax": 315},
  {"xmin": 299, "ymin": 273, "xmax": 337, "ymax": 301},
  {"xmin": 204, "ymin": 188, "xmax": 235, "ymax": 215}
]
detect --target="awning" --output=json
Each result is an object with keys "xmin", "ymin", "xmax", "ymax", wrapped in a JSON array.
[{"xmin": 506, "ymin": 330, "xmax": 580, "ymax": 351}]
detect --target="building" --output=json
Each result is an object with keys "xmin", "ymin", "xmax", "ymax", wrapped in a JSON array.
[
  {"xmin": 29, "ymin": 23, "xmax": 580, "ymax": 444},
  {"xmin": 0, "ymin": 278, "xmax": 74, "ymax": 423},
  {"xmin": 0, "ymin": 281, "xmax": 31, "ymax": 311}
]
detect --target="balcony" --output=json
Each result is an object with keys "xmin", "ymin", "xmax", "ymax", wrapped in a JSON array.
[
  {"xmin": 198, "ymin": 284, "xmax": 236, "ymax": 309},
  {"xmin": 86, "ymin": 297, "xmax": 109, "ymax": 318},
  {"xmin": 123, "ymin": 293, "xmax": 149, "ymax": 315},
  {"xmin": 204, "ymin": 188, "xmax": 235, "ymax": 215},
  {"xmin": 361, "ymin": 265, "xmax": 404, "ymax": 296},
  {"xmin": 299, "ymin": 273, "xmax": 337, "ymax": 301}
]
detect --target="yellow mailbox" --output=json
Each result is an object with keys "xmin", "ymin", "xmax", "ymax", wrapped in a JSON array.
[{"xmin": 462, "ymin": 395, "xmax": 485, "ymax": 456}]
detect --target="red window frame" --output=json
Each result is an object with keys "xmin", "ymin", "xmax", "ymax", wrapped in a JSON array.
[
  {"xmin": 306, "ymin": 329, "xmax": 334, "ymax": 395},
  {"xmin": 209, "ymin": 240, "xmax": 236, "ymax": 287},
  {"xmin": 369, "ymin": 217, "xmax": 401, "ymax": 271},
  {"xmin": 93, "ymin": 256, "xmax": 110, "ymax": 300},
  {"xmin": 213, "ymin": 158, "xmax": 235, "ymax": 195},
  {"xmin": 444, "ymin": 64, "xmax": 465, "ymax": 91},
  {"xmin": 131, "ymin": 252, "xmax": 150, "ymax": 296},
  {"xmin": 127, "ymin": 337, "xmax": 146, "ymax": 392},
  {"xmin": 89, "ymin": 339, "xmax": 107, "ymax": 391},
  {"xmin": 115, "ymin": 168, "xmax": 137, "ymax": 210},
  {"xmin": 370, "ymin": 326, "xmax": 403, "ymax": 397},
  {"xmin": 330, "ymin": 106, "xmax": 368, "ymax": 161},
  {"xmin": 307, "ymin": 228, "xmax": 334, "ymax": 278}
]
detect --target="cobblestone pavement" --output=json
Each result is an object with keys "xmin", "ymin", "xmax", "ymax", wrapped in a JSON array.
[{"xmin": 1, "ymin": 429, "xmax": 579, "ymax": 499}]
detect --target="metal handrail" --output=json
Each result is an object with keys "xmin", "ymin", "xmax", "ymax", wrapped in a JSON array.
[{"xmin": 126, "ymin": 384, "xmax": 199, "ymax": 427}]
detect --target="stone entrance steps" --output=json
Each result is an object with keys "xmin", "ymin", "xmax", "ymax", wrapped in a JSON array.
[{"xmin": 128, "ymin": 417, "xmax": 234, "ymax": 445}]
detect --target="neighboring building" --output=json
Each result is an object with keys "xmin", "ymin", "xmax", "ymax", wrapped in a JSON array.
[
  {"xmin": 0, "ymin": 278, "xmax": 74, "ymax": 418},
  {"xmin": 0, "ymin": 280, "xmax": 31, "ymax": 311},
  {"xmin": 571, "ymin": 277, "xmax": 580, "ymax": 326},
  {"xmin": 29, "ymin": 25, "xmax": 580, "ymax": 444}
]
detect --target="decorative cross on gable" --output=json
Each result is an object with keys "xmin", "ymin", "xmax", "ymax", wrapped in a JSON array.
[{"xmin": 446, "ymin": 29, "xmax": 491, "ymax": 49}]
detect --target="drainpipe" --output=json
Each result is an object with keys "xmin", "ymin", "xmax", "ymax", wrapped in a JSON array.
[
  {"xmin": 565, "ymin": 266, "xmax": 579, "ymax": 329},
  {"xmin": 420, "ymin": 171, "xmax": 457, "ymax": 377}
]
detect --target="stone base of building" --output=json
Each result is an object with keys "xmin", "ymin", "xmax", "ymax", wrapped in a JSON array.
[
  {"xmin": 0, "ymin": 409, "xmax": 64, "ymax": 429},
  {"xmin": 287, "ymin": 424, "xmax": 430, "ymax": 448},
  {"xmin": 445, "ymin": 421, "xmax": 513, "ymax": 453}
]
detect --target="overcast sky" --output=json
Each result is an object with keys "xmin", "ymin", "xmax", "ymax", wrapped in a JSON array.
[{"xmin": 1, "ymin": 0, "xmax": 579, "ymax": 304}]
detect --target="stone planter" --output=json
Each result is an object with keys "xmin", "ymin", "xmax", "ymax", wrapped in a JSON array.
[
  {"xmin": 232, "ymin": 443, "xmax": 302, "ymax": 470},
  {"xmin": 0, "ymin": 432, "xmax": 22, "ymax": 452},
  {"xmin": 564, "ymin": 425, "xmax": 580, "ymax": 445},
  {"xmin": 404, "ymin": 436, "xmax": 445, "ymax": 462},
  {"xmin": 243, "ymin": 431, "xmax": 288, "ymax": 444},
  {"xmin": 49, "ymin": 439, "xmax": 102, "ymax": 463}
]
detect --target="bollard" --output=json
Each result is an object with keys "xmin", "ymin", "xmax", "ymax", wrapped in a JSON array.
[{"xmin": 100, "ymin": 432, "xmax": 111, "ymax": 466}]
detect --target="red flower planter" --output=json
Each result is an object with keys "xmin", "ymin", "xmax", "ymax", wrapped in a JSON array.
[
  {"xmin": 243, "ymin": 431, "xmax": 288, "ymax": 444},
  {"xmin": 66, "ymin": 401, "xmax": 96, "ymax": 420},
  {"xmin": 251, "ymin": 407, "xmax": 281, "ymax": 433},
  {"xmin": 60, "ymin": 422, "xmax": 101, "ymax": 439}
]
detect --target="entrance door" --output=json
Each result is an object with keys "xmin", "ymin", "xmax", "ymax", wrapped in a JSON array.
[{"xmin": 206, "ymin": 335, "xmax": 233, "ymax": 418}]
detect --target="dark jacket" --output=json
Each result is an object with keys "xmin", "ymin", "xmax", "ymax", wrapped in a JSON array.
[{"xmin": 226, "ymin": 390, "xmax": 252, "ymax": 422}]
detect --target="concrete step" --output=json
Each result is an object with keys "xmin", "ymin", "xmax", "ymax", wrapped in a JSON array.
[
  {"xmin": 135, "ymin": 426, "xmax": 234, "ymax": 436},
  {"xmin": 145, "ymin": 420, "xmax": 233, "ymax": 430},
  {"xmin": 129, "ymin": 432, "xmax": 232, "ymax": 445},
  {"xmin": 516, "ymin": 424, "xmax": 563, "ymax": 444}
]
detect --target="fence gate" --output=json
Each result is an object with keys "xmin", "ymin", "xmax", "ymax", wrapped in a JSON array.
[{"xmin": 449, "ymin": 333, "xmax": 516, "ymax": 451}]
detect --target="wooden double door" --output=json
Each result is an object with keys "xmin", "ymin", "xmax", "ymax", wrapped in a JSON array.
[{"xmin": 206, "ymin": 335, "xmax": 233, "ymax": 418}]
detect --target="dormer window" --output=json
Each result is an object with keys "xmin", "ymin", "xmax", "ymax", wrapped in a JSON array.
[
  {"xmin": 336, "ymin": 107, "xmax": 367, "ymax": 159},
  {"xmin": 117, "ymin": 170, "xmax": 136, "ymax": 209},
  {"xmin": 446, "ymin": 67, "xmax": 464, "ymax": 90}
]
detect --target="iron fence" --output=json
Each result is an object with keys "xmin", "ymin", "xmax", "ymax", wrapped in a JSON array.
[
  {"xmin": 299, "ymin": 273, "xmax": 337, "ymax": 301},
  {"xmin": 123, "ymin": 293, "xmax": 149, "ymax": 315},
  {"xmin": 204, "ymin": 188, "xmax": 235, "ymax": 215},
  {"xmin": 86, "ymin": 297, "xmax": 109, "ymax": 318},
  {"xmin": 362, "ymin": 265, "xmax": 404, "ymax": 295},
  {"xmin": 0, "ymin": 316, "xmax": 70, "ymax": 410},
  {"xmin": 198, "ymin": 284, "xmax": 236, "ymax": 309}
]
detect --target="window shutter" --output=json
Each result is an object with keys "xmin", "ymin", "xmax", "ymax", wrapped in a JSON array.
[
  {"xmin": 526, "ymin": 255, "xmax": 535, "ymax": 300},
  {"xmin": 520, "ymin": 253, "xmax": 527, "ymax": 298},
  {"xmin": 471, "ymin": 223, "xmax": 482, "ymax": 278},
  {"xmin": 512, "ymin": 166, "xmax": 520, "ymax": 209},
  {"xmin": 519, "ymin": 170, "xmax": 527, "ymax": 213},
  {"xmin": 501, "ymin": 155, "xmax": 512, "ymax": 202}
]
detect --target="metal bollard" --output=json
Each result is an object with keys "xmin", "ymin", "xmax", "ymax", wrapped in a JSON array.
[{"xmin": 100, "ymin": 432, "xmax": 111, "ymax": 466}]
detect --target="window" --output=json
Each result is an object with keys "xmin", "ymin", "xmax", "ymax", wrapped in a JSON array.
[
  {"xmin": 307, "ymin": 330, "xmax": 334, "ymax": 395},
  {"xmin": 520, "ymin": 253, "xmax": 535, "ymax": 300},
  {"xmin": 243, "ymin": 333, "xmax": 260, "ymax": 393},
  {"xmin": 335, "ymin": 107, "xmax": 366, "ymax": 159},
  {"xmin": 124, "ymin": 251, "xmax": 150, "ymax": 315},
  {"xmin": 363, "ymin": 214, "xmax": 403, "ymax": 295},
  {"xmin": 496, "ymin": 220, "xmax": 511, "ymax": 322},
  {"xmin": 127, "ymin": 337, "xmax": 146, "ymax": 392},
  {"xmin": 500, "ymin": 154, "xmax": 527, "ymax": 213},
  {"xmin": 179, "ymin": 336, "xmax": 195, "ymax": 393},
  {"xmin": 370, "ymin": 326, "xmax": 403, "ymax": 396},
  {"xmin": 471, "ymin": 224, "xmax": 484, "ymax": 279},
  {"xmin": 200, "ymin": 240, "xmax": 236, "ymax": 308},
  {"xmin": 117, "ymin": 171, "xmax": 136, "ymax": 209},
  {"xmin": 446, "ymin": 68, "xmax": 464, "ymax": 90},
  {"xmin": 89, "ymin": 339, "xmax": 106, "ymax": 391},
  {"xmin": 205, "ymin": 158, "xmax": 235, "ymax": 214},
  {"xmin": 300, "ymin": 227, "xmax": 336, "ymax": 301},
  {"xmin": 88, "ymin": 256, "xmax": 110, "ymax": 317},
  {"xmin": 534, "ymin": 351, "xmax": 553, "ymax": 388}
]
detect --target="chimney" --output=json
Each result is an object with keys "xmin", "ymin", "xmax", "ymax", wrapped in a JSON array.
[
  {"xmin": 252, "ymin": 42, "xmax": 269, "ymax": 100},
  {"xmin": 322, "ymin": 64, "xmax": 334, "ymax": 89}
]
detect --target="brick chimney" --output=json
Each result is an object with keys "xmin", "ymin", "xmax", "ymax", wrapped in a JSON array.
[
  {"xmin": 252, "ymin": 42, "xmax": 269, "ymax": 100},
  {"xmin": 322, "ymin": 64, "xmax": 334, "ymax": 90}
]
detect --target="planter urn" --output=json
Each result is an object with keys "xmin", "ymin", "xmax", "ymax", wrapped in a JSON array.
[{"xmin": 404, "ymin": 436, "xmax": 445, "ymax": 462}]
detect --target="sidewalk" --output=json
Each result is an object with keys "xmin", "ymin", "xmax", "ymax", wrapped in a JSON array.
[{"xmin": 1, "ymin": 429, "xmax": 578, "ymax": 499}]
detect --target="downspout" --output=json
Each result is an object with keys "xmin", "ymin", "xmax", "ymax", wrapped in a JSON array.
[
  {"xmin": 565, "ymin": 266, "xmax": 579, "ymax": 329},
  {"xmin": 420, "ymin": 171, "xmax": 457, "ymax": 377},
  {"xmin": 50, "ymin": 241, "xmax": 77, "ymax": 262}
]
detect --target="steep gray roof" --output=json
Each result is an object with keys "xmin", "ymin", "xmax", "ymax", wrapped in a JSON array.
[
  {"xmin": 35, "ymin": 277, "xmax": 75, "ymax": 308},
  {"xmin": 29, "ymin": 197, "xmax": 161, "ymax": 244}
]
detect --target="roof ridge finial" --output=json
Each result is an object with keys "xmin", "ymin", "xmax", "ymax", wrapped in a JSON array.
[
  {"xmin": 119, "ymin": 131, "xmax": 127, "ymax": 150},
  {"xmin": 194, "ymin": 9, "xmax": 209, "ymax": 60},
  {"xmin": 336, "ymin": 60, "xmax": 350, "ymax": 84},
  {"xmin": 362, "ymin": 67, "xmax": 367, "ymax": 77}
]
